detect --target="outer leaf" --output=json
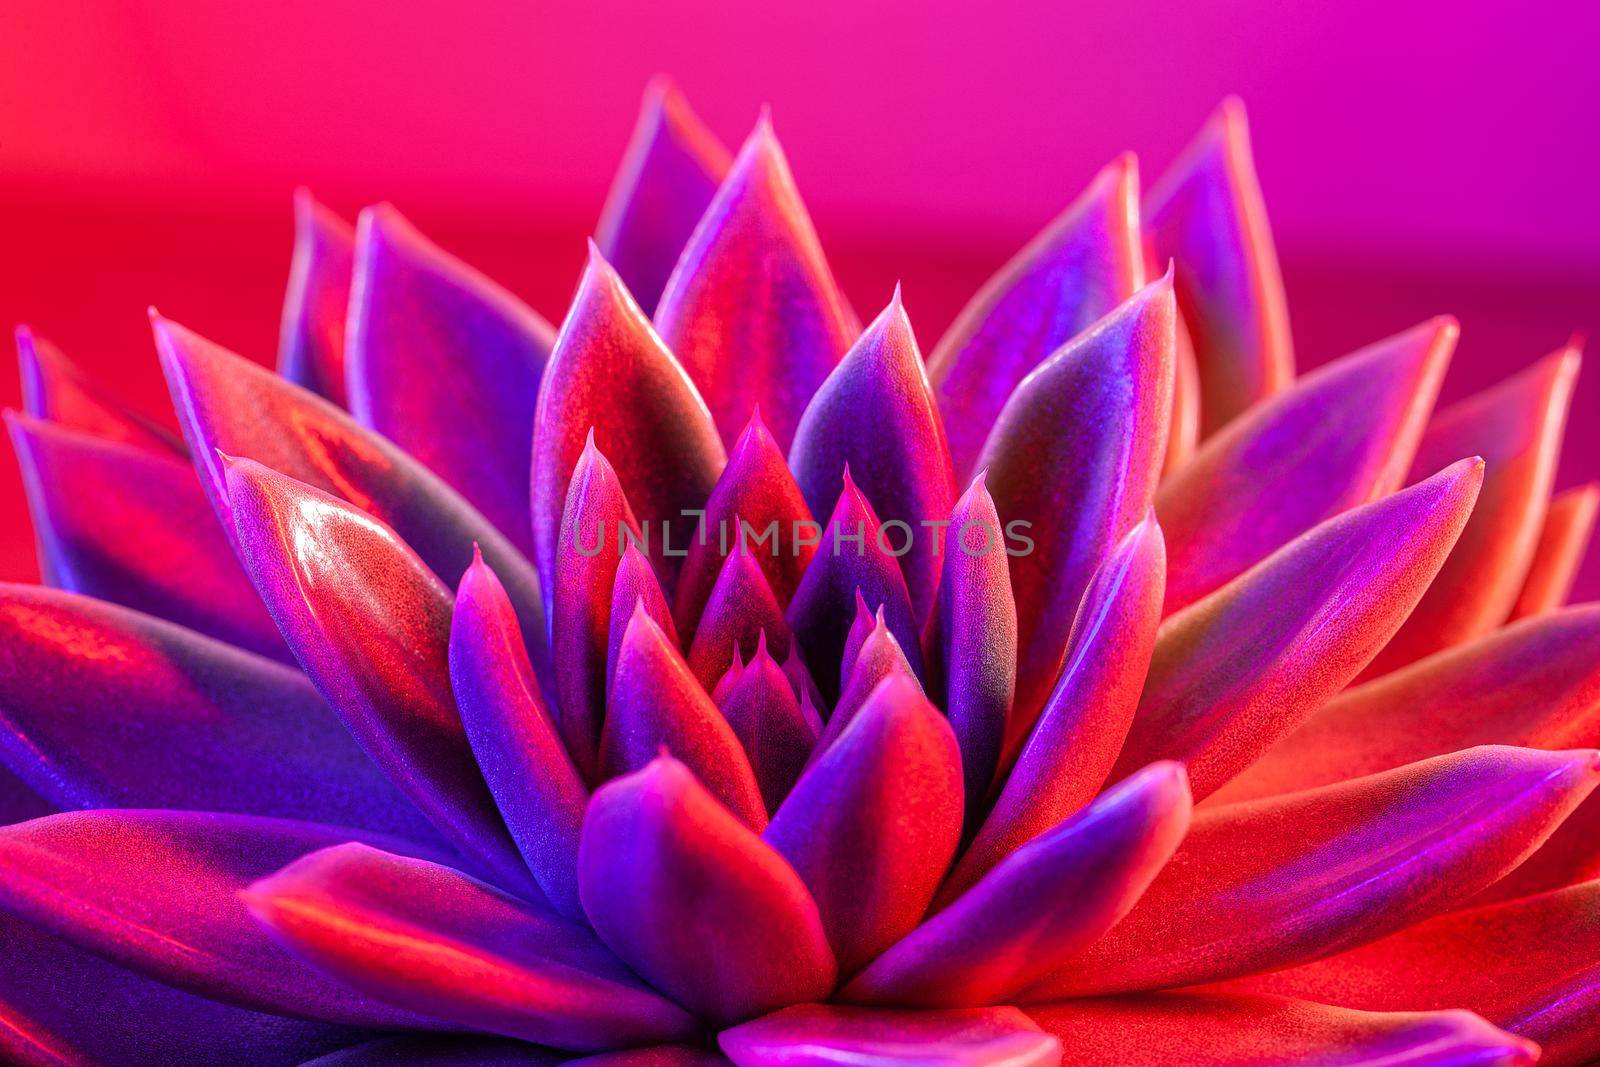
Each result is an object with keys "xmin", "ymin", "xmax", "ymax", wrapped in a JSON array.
[
  {"xmin": 0, "ymin": 809, "xmax": 441, "ymax": 1028},
  {"xmin": 1113, "ymin": 459, "xmax": 1482, "ymax": 801},
  {"xmin": 224, "ymin": 457, "xmax": 534, "ymax": 895},
  {"xmin": 1028, "ymin": 992, "xmax": 1535, "ymax": 1067},
  {"xmin": 0, "ymin": 912, "xmax": 363, "ymax": 1067},
  {"xmin": 347, "ymin": 204, "xmax": 555, "ymax": 554},
  {"xmin": 17, "ymin": 327, "xmax": 184, "ymax": 455},
  {"xmin": 278, "ymin": 190, "xmax": 355, "ymax": 406},
  {"xmin": 1146, "ymin": 98, "xmax": 1293, "ymax": 435},
  {"xmin": 1511, "ymin": 482, "xmax": 1598, "ymax": 619},
  {"xmin": 1162, "ymin": 311, "xmax": 1201, "ymax": 474},
  {"xmin": 654, "ymin": 115, "xmax": 857, "ymax": 450},
  {"xmin": 303, "ymin": 1037, "xmax": 564, "ymax": 1066},
  {"xmin": 1213, "ymin": 605, "xmax": 1600, "ymax": 804},
  {"xmin": 930, "ymin": 154, "xmax": 1144, "ymax": 478},
  {"xmin": 596, "ymin": 77, "xmax": 731, "ymax": 315},
  {"xmin": 245, "ymin": 843, "xmax": 700, "ymax": 1052},
  {"xmin": 1156, "ymin": 317, "xmax": 1455, "ymax": 613},
  {"xmin": 1483, "ymin": 790, "xmax": 1600, "ymax": 905},
  {"xmin": 0, "ymin": 583, "xmax": 435, "ymax": 843},
  {"xmin": 153, "ymin": 313, "xmax": 548, "ymax": 689},
  {"xmin": 7, "ymin": 412, "xmax": 288, "ymax": 659},
  {"xmin": 1239, "ymin": 881, "xmax": 1600, "ymax": 1067},
  {"xmin": 1364, "ymin": 347, "xmax": 1581, "ymax": 676},
  {"xmin": 577, "ymin": 756, "xmax": 836, "ymax": 1027},
  {"xmin": 1025, "ymin": 746, "xmax": 1600, "ymax": 997}
]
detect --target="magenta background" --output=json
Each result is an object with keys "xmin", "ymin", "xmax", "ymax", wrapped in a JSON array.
[{"xmin": 1, "ymin": 1, "xmax": 1597, "ymax": 595}]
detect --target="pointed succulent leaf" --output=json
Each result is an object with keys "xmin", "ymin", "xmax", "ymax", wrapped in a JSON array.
[
  {"xmin": 815, "ymin": 611, "xmax": 924, "ymax": 761},
  {"xmin": 923, "ymin": 474, "xmax": 1018, "ymax": 824},
  {"xmin": 6, "ymin": 411, "xmax": 289, "ymax": 659},
  {"xmin": 601, "ymin": 607, "xmax": 768, "ymax": 831},
  {"xmin": 1162, "ymin": 312, "xmax": 1202, "ymax": 475},
  {"xmin": 0, "ymin": 911, "xmax": 363, "ymax": 1067},
  {"xmin": 1364, "ymin": 347, "xmax": 1581, "ymax": 676},
  {"xmin": 1511, "ymin": 482, "xmax": 1598, "ymax": 619},
  {"xmin": 596, "ymin": 78, "xmax": 731, "ymax": 315},
  {"xmin": 655, "ymin": 115, "xmax": 857, "ymax": 450},
  {"xmin": 1481, "ymin": 790, "xmax": 1600, "ymax": 905},
  {"xmin": 686, "ymin": 541, "xmax": 792, "ymax": 691},
  {"xmin": 790, "ymin": 290, "xmax": 956, "ymax": 619},
  {"xmin": 606, "ymin": 542, "xmax": 677, "ymax": 690},
  {"xmin": 245, "ymin": 843, "xmax": 700, "ymax": 1052},
  {"xmin": 554, "ymin": 438, "xmax": 642, "ymax": 779},
  {"xmin": 1146, "ymin": 98, "xmax": 1294, "ymax": 435},
  {"xmin": 451, "ymin": 551, "xmax": 589, "ymax": 920},
  {"xmin": 153, "ymin": 313, "xmax": 549, "ymax": 686},
  {"xmin": 577, "ymin": 756, "xmax": 836, "ymax": 1027},
  {"xmin": 1025, "ymin": 746, "xmax": 1600, "ymax": 997},
  {"xmin": 718, "ymin": 635, "xmax": 818, "ymax": 813},
  {"xmin": 278, "ymin": 190, "xmax": 356, "ymax": 405},
  {"xmin": 1239, "ymin": 881, "xmax": 1600, "ymax": 1067},
  {"xmin": 0, "ymin": 583, "xmax": 436, "ymax": 843},
  {"xmin": 1027, "ymin": 993, "xmax": 1535, "ymax": 1067},
  {"xmin": 931, "ymin": 154, "xmax": 1144, "ymax": 478},
  {"xmin": 1114, "ymin": 459, "xmax": 1483, "ymax": 800},
  {"xmin": 976, "ymin": 275, "xmax": 1174, "ymax": 726},
  {"xmin": 16, "ymin": 327, "xmax": 184, "ymax": 455},
  {"xmin": 786, "ymin": 473, "xmax": 923, "ymax": 704},
  {"xmin": 532, "ymin": 246, "xmax": 725, "ymax": 605},
  {"xmin": 303, "ymin": 1036, "xmax": 565, "ymax": 1066},
  {"xmin": 943, "ymin": 515, "xmax": 1164, "ymax": 904},
  {"xmin": 674, "ymin": 409, "xmax": 816, "ymax": 642},
  {"xmin": 720, "ymin": 1005, "xmax": 1062, "ymax": 1067},
  {"xmin": 0, "ymin": 809, "xmax": 444, "ymax": 1028},
  {"xmin": 1214, "ymin": 604, "xmax": 1600, "ymax": 804},
  {"xmin": 1156, "ymin": 317, "xmax": 1455, "ymax": 613},
  {"xmin": 224, "ymin": 457, "xmax": 535, "ymax": 895},
  {"xmin": 347, "ymin": 204, "xmax": 555, "ymax": 554},
  {"xmin": 766, "ymin": 674, "xmax": 963, "ymax": 977},
  {"xmin": 846, "ymin": 762, "xmax": 1189, "ymax": 1008}
]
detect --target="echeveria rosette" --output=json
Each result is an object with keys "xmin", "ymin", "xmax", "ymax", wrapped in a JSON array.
[{"xmin": 0, "ymin": 81, "xmax": 1595, "ymax": 1067}]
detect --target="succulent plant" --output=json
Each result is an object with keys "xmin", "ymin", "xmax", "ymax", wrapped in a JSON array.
[{"xmin": 0, "ymin": 80, "xmax": 1595, "ymax": 1066}]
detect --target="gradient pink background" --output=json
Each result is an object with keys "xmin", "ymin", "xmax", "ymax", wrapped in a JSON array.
[{"xmin": 2, "ymin": 1, "xmax": 1596, "ymax": 593}]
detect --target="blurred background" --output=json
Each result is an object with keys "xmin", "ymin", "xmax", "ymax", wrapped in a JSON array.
[{"xmin": 1, "ymin": 1, "xmax": 1596, "ymax": 592}]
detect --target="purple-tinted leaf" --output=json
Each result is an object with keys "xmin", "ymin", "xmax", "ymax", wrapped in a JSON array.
[
  {"xmin": 247, "ymin": 843, "xmax": 700, "ymax": 1052},
  {"xmin": 578, "ymin": 756, "xmax": 836, "ymax": 1027},
  {"xmin": 790, "ymin": 289, "xmax": 955, "ymax": 620},
  {"xmin": 596, "ymin": 78, "xmax": 731, "ymax": 316},
  {"xmin": 347, "ymin": 204, "xmax": 554, "ymax": 554},
  {"xmin": 930, "ymin": 154, "xmax": 1144, "ymax": 478},
  {"xmin": 655, "ymin": 115, "xmax": 857, "ymax": 450}
]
